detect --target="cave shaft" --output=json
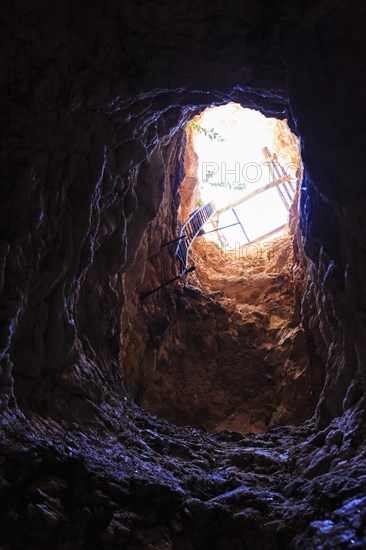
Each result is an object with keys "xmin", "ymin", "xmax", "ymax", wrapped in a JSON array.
[{"xmin": 1, "ymin": 1, "xmax": 366, "ymax": 548}]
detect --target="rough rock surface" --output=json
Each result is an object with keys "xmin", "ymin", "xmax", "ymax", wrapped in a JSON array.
[
  {"xmin": 125, "ymin": 203, "xmax": 316, "ymax": 433},
  {"xmin": 1, "ymin": 1, "xmax": 366, "ymax": 548},
  {"xmin": 122, "ymin": 115, "xmax": 315, "ymax": 433}
]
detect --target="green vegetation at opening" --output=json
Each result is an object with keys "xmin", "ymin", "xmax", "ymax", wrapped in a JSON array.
[
  {"xmin": 188, "ymin": 121, "xmax": 225, "ymax": 142},
  {"xmin": 189, "ymin": 120, "xmax": 247, "ymax": 192}
]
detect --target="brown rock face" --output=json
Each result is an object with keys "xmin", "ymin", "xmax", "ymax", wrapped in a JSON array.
[
  {"xmin": 1, "ymin": 1, "xmax": 366, "ymax": 549},
  {"xmin": 123, "ymin": 117, "xmax": 315, "ymax": 434},
  {"xmin": 131, "ymin": 237, "xmax": 314, "ymax": 434}
]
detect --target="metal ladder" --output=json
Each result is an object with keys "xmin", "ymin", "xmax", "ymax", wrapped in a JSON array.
[{"xmin": 175, "ymin": 201, "xmax": 216, "ymax": 274}]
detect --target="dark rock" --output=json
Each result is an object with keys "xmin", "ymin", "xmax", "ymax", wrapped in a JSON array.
[{"xmin": 0, "ymin": 1, "xmax": 365, "ymax": 549}]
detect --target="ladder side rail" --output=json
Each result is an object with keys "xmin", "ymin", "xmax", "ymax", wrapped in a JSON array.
[{"xmin": 174, "ymin": 201, "xmax": 216, "ymax": 273}]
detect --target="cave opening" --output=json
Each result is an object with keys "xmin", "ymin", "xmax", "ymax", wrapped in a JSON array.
[
  {"xmin": 183, "ymin": 103, "xmax": 302, "ymax": 254},
  {"xmin": 121, "ymin": 102, "xmax": 317, "ymax": 436}
]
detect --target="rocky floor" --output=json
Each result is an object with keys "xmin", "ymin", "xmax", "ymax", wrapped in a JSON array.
[{"xmin": 1, "ymin": 395, "xmax": 366, "ymax": 549}]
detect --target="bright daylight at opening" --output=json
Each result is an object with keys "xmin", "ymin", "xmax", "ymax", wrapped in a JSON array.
[{"xmin": 189, "ymin": 103, "xmax": 302, "ymax": 255}]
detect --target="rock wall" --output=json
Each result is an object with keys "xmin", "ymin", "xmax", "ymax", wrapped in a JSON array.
[
  {"xmin": 122, "ymin": 119, "xmax": 317, "ymax": 434},
  {"xmin": 1, "ymin": 1, "xmax": 366, "ymax": 548},
  {"xmin": 284, "ymin": 2, "xmax": 366, "ymax": 425}
]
